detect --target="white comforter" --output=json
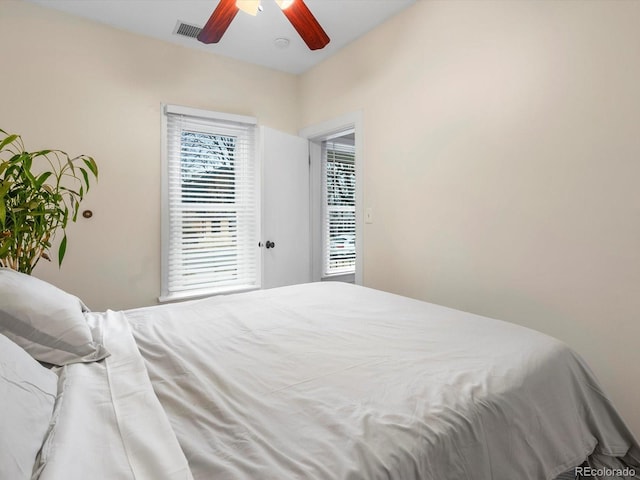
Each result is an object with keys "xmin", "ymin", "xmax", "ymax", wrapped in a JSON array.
[{"xmin": 120, "ymin": 282, "xmax": 638, "ymax": 480}]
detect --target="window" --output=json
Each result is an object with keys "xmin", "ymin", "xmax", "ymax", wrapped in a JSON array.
[
  {"xmin": 323, "ymin": 140, "xmax": 356, "ymax": 277},
  {"xmin": 161, "ymin": 105, "xmax": 259, "ymax": 301}
]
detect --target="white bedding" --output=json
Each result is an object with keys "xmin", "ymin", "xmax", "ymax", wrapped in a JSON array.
[
  {"xmin": 36, "ymin": 311, "xmax": 193, "ymax": 480},
  {"xmin": 119, "ymin": 282, "xmax": 638, "ymax": 480}
]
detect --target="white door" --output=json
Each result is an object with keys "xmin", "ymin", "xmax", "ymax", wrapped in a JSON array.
[{"xmin": 261, "ymin": 127, "xmax": 311, "ymax": 289}]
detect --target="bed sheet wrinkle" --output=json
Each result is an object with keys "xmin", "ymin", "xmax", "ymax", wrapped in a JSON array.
[{"xmin": 125, "ymin": 282, "xmax": 639, "ymax": 480}]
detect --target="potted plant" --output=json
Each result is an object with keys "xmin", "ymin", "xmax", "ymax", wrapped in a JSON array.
[{"xmin": 0, "ymin": 129, "xmax": 98, "ymax": 274}]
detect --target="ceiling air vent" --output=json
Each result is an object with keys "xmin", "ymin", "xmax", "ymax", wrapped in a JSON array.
[{"xmin": 173, "ymin": 21, "xmax": 202, "ymax": 39}]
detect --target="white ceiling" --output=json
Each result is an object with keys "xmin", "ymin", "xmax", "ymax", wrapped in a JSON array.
[{"xmin": 26, "ymin": 0, "xmax": 416, "ymax": 74}]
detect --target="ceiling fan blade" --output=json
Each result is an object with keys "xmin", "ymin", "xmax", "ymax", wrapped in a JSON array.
[
  {"xmin": 197, "ymin": 0, "xmax": 239, "ymax": 44},
  {"xmin": 280, "ymin": 0, "xmax": 330, "ymax": 51}
]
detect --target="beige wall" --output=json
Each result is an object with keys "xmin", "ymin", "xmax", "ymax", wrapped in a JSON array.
[
  {"xmin": 300, "ymin": 0, "xmax": 640, "ymax": 436},
  {"xmin": 0, "ymin": 0, "xmax": 299, "ymax": 310}
]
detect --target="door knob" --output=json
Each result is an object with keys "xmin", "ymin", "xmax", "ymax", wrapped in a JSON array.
[{"xmin": 265, "ymin": 240, "xmax": 275, "ymax": 249}]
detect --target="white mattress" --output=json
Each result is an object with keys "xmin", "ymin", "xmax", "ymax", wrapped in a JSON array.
[{"xmin": 120, "ymin": 282, "xmax": 639, "ymax": 480}]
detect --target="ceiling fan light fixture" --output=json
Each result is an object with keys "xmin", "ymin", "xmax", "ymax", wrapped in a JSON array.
[
  {"xmin": 236, "ymin": 0, "xmax": 261, "ymax": 16},
  {"xmin": 199, "ymin": 0, "xmax": 328, "ymax": 50},
  {"xmin": 275, "ymin": 0, "xmax": 295, "ymax": 10}
]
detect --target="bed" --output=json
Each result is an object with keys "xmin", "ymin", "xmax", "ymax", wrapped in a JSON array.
[{"xmin": 1, "ymin": 268, "xmax": 639, "ymax": 480}]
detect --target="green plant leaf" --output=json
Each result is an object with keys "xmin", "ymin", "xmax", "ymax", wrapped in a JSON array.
[
  {"xmin": 60, "ymin": 186, "xmax": 80, "ymax": 196},
  {"xmin": 83, "ymin": 157, "xmax": 99, "ymax": 178},
  {"xmin": 34, "ymin": 171, "xmax": 53, "ymax": 189},
  {"xmin": 0, "ymin": 180, "xmax": 11, "ymax": 197},
  {"xmin": 0, "ymin": 240, "xmax": 10, "ymax": 257},
  {"xmin": 66, "ymin": 156, "xmax": 76, "ymax": 175},
  {"xmin": 0, "ymin": 134, "xmax": 19, "ymax": 150},
  {"xmin": 58, "ymin": 234, "xmax": 67, "ymax": 265},
  {"xmin": 79, "ymin": 167, "xmax": 90, "ymax": 191}
]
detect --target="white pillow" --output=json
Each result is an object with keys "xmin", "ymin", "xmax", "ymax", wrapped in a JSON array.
[
  {"xmin": 0, "ymin": 268, "xmax": 109, "ymax": 366},
  {"xmin": 0, "ymin": 333, "xmax": 58, "ymax": 480}
]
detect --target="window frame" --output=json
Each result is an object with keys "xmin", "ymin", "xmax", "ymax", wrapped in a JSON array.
[{"xmin": 160, "ymin": 104, "xmax": 260, "ymax": 302}]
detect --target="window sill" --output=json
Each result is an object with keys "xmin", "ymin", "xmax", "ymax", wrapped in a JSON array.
[
  {"xmin": 158, "ymin": 284, "xmax": 260, "ymax": 304},
  {"xmin": 321, "ymin": 272, "xmax": 355, "ymax": 284}
]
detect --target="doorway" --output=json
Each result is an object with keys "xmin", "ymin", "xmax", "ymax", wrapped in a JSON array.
[{"xmin": 299, "ymin": 112, "xmax": 363, "ymax": 285}]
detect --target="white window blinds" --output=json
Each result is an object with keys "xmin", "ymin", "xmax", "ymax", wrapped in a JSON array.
[
  {"xmin": 162, "ymin": 106, "xmax": 259, "ymax": 300},
  {"xmin": 323, "ymin": 141, "xmax": 356, "ymax": 276}
]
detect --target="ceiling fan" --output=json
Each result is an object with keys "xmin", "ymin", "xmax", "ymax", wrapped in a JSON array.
[{"xmin": 197, "ymin": 0, "xmax": 330, "ymax": 50}]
